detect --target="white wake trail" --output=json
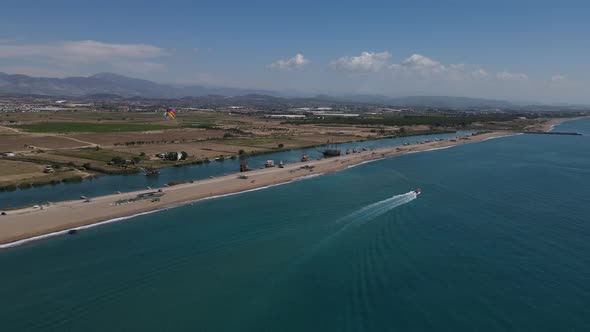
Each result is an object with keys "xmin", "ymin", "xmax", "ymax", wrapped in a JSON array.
[
  {"xmin": 278, "ymin": 191, "xmax": 419, "ymax": 277},
  {"xmin": 337, "ymin": 191, "xmax": 417, "ymax": 227}
]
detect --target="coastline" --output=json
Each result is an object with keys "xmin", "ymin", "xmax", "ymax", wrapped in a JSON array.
[
  {"xmin": 0, "ymin": 117, "xmax": 577, "ymax": 248},
  {"xmin": 0, "ymin": 173, "xmax": 325, "ymax": 249},
  {"xmin": 0, "ymin": 128, "xmax": 458, "ymax": 191},
  {"xmin": 0, "ymin": 131, "xmax": 512, "ymax": 248}
]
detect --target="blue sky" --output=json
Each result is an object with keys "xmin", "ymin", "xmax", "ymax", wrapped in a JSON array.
[{"xmin": 1, "ymin": 0, "xmax": 589, "ymax": 103}]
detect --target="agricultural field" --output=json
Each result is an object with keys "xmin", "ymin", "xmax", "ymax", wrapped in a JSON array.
[
  {"xmin": 52, "ymin": 147, "xmax": 144, "ymax": 163},
  {"xmin": 9, "ymin": 122, "xmax": 174, "ymax": 133},
  {"xmin": 2, "ymin": 110, "xmax": 172, "ymax": 123},
  {"xmin": 111, "ymin": 142, "xmax": 251, "ymax": 160},
  {"xmin": 0, "ymin": 160, "xmax": 44, "ymax": 182},
  {"xmin": 0, "ymin": 134, "xmax": 87, "ymax": 152},
  {"xmin": 0, "ymin": 159, "xmax": 93, "ymax": 193},
  {"xmin": 1, "ymin": 108, "xmax": 546, "ymax": 190},
  {"xmin": 70, "ymin": 128, "xmax": 225, "ymax": 146}
]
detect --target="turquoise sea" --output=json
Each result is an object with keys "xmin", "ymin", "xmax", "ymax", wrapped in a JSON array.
[{"xmin": 1, "ymin": 119, "xmax": 589, "ymax": 331}]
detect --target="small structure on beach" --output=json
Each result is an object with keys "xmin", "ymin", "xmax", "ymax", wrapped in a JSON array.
[
  {"xmin": 143, "ymin": 168, "xmax": 160, "ymax": 176},
  {"xmin": 113, "ymin": 191, "xmax": 165, "ymax": 206},
  {"xmin": 321, "ymin": 149, "xmax": 341, "ymax": 158},
  {"xmin": 240, "ymin": 160, "xmax": 249, "ymax": 172}
]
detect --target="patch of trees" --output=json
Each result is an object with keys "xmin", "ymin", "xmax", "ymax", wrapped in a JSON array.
[
  {"xmin": 113, "ymin": 139, "xmax": 193, "ymax": 146},
  {"xmin": 226, "ymin": 128, "xmax": 251, "ymax": 135},
  {"xmin": 282, "ymin": 114, "xmax": 523, "ymax": 127},
  {"xmin": 110, "ymin": 156, "xmax": 127, "ymax": 165},
  {"xmin": 163, "ymin": 151, "xmax": 188, "ymax": 161},
  {"xmin": 109, "ymin": 156, "xmax": 140, "ymax": 166}
]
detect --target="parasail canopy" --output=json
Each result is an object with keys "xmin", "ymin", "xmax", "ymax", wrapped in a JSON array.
[{"xmin": 163, "ymin": 108, "xmax": 177, "ymax": 120}]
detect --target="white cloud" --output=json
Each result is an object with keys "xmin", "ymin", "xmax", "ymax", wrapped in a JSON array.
[
  {"xmin": 268, "ymin": 53, "xmax": 309, "ymax": 70},
  {"xmin": 472, "ymin": 68, "xmax": 489, "ymax": 78},
  {"xmin": 400, "ymin": 54, "xmax": 444, "ymax": 71},
  {"xmin": 0, "ymin": 40, "xmax": 168, "ymax": 62},
  {"xmin": 393, "ymin": 54, "xmax": 489, "ymax": 80},
  {"xmin": 445, "ymin": 64, "xmax": 489, "ymax": 79},
  {"xmin": 0, "ymin": 40, "xmax": 169, "ymax": 74},
  {"xmin": 550, "ymin": 74, "xmax": 566, "ymax": 82},
  {"xmin": 496, "ymin": 71, "xmax": 528, "ymax": 81},
  {"xmin": 330, "ymin": 51, "xmax": 391, "ymax": 72},
  {"xmin": 330, "ymin": 52, "xmax": 490, "ymax": 81},
  {"xmin": 324, "ymin": 51, "xmax": 578, "ymax": 101},
  {"xmin": 62, "ymin": 40, "xmax": 167, "ymax": 62}
]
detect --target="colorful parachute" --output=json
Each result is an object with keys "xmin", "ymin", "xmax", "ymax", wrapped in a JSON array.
[{"xmin": 163, "ymin": 108, "xmax": 177, "ymax": 120}]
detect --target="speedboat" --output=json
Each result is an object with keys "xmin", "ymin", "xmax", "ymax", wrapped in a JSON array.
[{"xmin": 414, "ymin": 189, "xmax": 422, "ymax": 195}]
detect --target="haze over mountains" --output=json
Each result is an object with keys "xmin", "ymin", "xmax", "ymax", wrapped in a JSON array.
[
  {"xmin": 0, "ymin": 72, "xmax": 276, "ymax": 99},
  {"xmin": 0, "ymin": 71, "xmax": 550, "ymax": 109}
]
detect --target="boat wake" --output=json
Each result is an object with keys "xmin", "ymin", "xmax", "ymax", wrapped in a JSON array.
[
  {"xmin": 245, "ymin": 190, "xmax": 422, "ymax": 307},
  {"xmin": 281, "ymin": 191, "xmax": 419, "ymax": 273},
  {"xmin": 336, "ymin": 191, "xmax": 418, "ymax": 228}
]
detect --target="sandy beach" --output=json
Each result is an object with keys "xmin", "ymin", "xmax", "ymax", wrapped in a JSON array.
[
  {"xmin": 0, "ymin": 131, "xmax": 516, "ymax": 247},
  {"xmin": 1, "ymin": 115, "xmax": 581, "ymax": 248},
  {"xmin": 532, "ymin": 117, "xmax": 585, "ymax": 132}
]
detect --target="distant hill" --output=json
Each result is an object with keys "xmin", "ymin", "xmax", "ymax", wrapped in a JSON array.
[
  {"xmin": 0, "ymin": 72, "xmax": 276, "ymax": 98},
  {"xmin": 386, "ymin": 96, "xmax": 515, "ymax": 109},
  {"xmin": 332, "ymin": 95, "xmax": 515, "ymax": 109},
  {"xmin": 0, "ymin": 72, "xmax": 523, "ymax": 109}
]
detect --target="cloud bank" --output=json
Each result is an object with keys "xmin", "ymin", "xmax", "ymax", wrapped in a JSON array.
[
  {"xmin": 329, "ymin": 51, "xmax": 391, "ymax": 72},
  {"xmin": 0, "ymin": 40, "xmax": 584, "ymax": 103},
  {"xmin": 330, "ymin": 51, "xmax": 493, "ymax": 81},
  {"xmin": 0, "ymin": 40, "xmax": 169, "ymax": 75},
  {"xmin": 496, "ymin": 71, "xmax": 528, "ymax": 81},
  {"xmin": 267, "ymin": 54, "xmax": 309, "ymax": 70}
]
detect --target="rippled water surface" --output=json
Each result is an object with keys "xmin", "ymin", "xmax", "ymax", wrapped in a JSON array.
[{"xmin": 0, "ymin": 120, "xmax": 589, "ymax": 331}]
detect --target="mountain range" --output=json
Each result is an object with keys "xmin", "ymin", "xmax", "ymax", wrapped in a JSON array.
[
  {"xmin": 0, "ymin": 72, "xmax": 276, "ymax": 99},
  {"xmin": 0, "ymin": 72, "xmax": 524, "ymax": 109}
]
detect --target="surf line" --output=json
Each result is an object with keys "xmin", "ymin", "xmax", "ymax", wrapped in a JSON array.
[
  {"xmin": 0, "ymin": 173, "xmax": 325, "ymax": 249},
  {"xmin": 1, "ymin": 131, "xmax": 512, "ymax": 249}
]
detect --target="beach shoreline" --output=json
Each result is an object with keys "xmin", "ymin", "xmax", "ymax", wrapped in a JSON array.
[
  {"xmin": 0, "ymin": 131, "xmax": 510, "ymax": 247},
  {"xmin": 0, "ymin": 117, "xmax": 579, "ymax": 248}
]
